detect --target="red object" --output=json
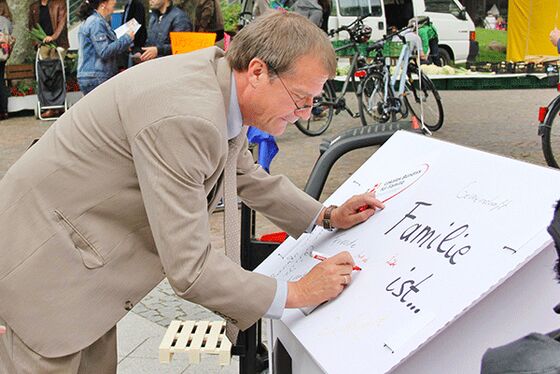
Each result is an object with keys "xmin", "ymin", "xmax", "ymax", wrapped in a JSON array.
[
  {"xmin": 539, "ymin": 106, "xmax": 548, "ymax": 123},
  {"xmin": 259, "ymin": 231, "xmax": 288, "ymax": 243},
  {"xmin": 357, "ymin": 184, "xmax": 379, "ymax": 212},
  {"xmin": 557, "ymin": 83, "xmax": 560, "ymax": 92},
  {"xmin": 354, "ymin": 70, "xmax": 367, "ymax": 78},
  {"xmin": 411, "ymin": 115, "xmax": 420, "ymax": 129},
  {"xmin": 469, "ymin": 31, "xmax": 476, "ymax": 41}
]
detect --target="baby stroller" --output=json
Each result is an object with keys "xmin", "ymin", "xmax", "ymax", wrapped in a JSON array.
[{"xmin": 34, "ymin": 47, "xmax": 67, "ymax": 121}]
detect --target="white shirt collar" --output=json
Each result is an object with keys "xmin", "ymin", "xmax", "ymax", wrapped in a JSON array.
[{"xmin": 227, "ymin": 73, "xmax": 243, "ymax": 140}]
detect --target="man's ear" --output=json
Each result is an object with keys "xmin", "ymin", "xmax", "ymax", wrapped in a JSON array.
[{"xmin": 247, "ymin": 58, "xmax": 269, "ymax": 88}]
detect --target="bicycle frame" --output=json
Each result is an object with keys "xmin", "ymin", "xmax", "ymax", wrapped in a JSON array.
[{"xmin": 328, "ymin": 42, "xmax": 364, "ymax": 116}]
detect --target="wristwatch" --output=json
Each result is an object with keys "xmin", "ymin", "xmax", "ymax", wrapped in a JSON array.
[{"xmin": 322, "ymin": 205, "xmax": 338, "ymax": 231}]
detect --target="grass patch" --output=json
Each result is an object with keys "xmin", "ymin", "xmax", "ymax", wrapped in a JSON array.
[{"xmin": 475, "ymin": 27, "xmax": 507, "ymax": 62}]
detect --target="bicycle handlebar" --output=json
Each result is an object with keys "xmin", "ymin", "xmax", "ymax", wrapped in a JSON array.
[
  {"xmin": 366, "ymin": 25, "xmax": 415, "ymax": 54},
  {"xmin": 328, "ymin": 13, "xmax": 371, "ymax": 37}
]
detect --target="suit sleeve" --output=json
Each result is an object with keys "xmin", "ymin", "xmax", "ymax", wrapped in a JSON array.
[
  {"xmin": 131, "ymin": 116, "xmax": 276, "ymax": 330},
  {"xmin": 236, "ymin": 137, "xmax": 323, "ymax": 238}
]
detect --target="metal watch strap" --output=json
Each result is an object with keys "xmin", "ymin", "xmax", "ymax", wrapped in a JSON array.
[{"xmin": 322, "ymin": 205, "xmax": 338, "ymax": 231}]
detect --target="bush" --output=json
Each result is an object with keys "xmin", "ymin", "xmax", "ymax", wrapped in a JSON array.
[{"xmin": 221, "ymin": 0, "xmax": 241, "ymax": 33}]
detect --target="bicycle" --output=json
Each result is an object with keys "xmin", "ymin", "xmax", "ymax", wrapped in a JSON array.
[
  {"xmin": 538, "ymin": 85, "xmax": 560, "ymax": 168},
  {"xmin": 294, "ymin": 13, "xmax": 372, "ymax": 136},
  {"xmin": 357, "ymin": 25, "xmax": 444, "ymax": 132}
]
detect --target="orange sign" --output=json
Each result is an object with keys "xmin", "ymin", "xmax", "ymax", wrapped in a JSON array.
[{"xmin": 170, "ymin": 32, "xmax": 217, "ymax": 55}]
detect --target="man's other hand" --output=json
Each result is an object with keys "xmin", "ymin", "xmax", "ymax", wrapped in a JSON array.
[
  {"xmin": 0, "ymin": 326, "xmax": 5, "ymax": 335},
  {"xmin": 286, "ymin": 251, "xmax": 355, "ymax": 307},
  {"xmin": 317, "ymin": 193, "xmax": 384, "ymax": 230},
  {"xmin": 550, "ymin": 28, "xmax": 560, "ymax": 47},
  {"xmin": 140, "ymin": 46, "xmax": 158, "ymax": 62}
]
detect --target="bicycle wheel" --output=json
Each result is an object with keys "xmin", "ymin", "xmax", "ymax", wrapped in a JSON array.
[
  {"xmin": 542, "ymin": 100, "xmax": 560, "ymax": 168},
  {"xmin": 358, "ymin": 71, "xmax": 391, "ymax": 126},
  {"xmin": 404, "ymin": 66, "xmax": 444, "ymax": 131},
  {"xmin": 295, "ymin": 80, "xmax": 335, "ymax": 136}
]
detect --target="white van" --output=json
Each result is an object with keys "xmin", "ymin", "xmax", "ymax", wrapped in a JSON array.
[{"xmin": 328, "ymin": 0, "xmax": 476, "ymax": 64}]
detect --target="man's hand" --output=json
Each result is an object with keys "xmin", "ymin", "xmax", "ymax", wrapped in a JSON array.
[
  {"xmin": 140, "ymin": 46, "xmax": 158, "ymax": 62},
  {"xmin": 0, "ymin": 325, "xmax": 5, "ymax": 335},
  {"xmin": 43, "ymin": 36, "xmax": 54, "ymax": 43},
  {"xmin": 317, "ymin": 193, "xmax": 384, "ymax": 230},
  {"xmin": 550, "ymin": 28, "xmax": 560, "ymax": 47},
  {"xmin": 286, "ymin": 252, "xmax": 355, "ymax": 307}
]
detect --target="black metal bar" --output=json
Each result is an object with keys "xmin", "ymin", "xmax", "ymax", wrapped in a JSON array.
[{"xmin": 304, "ymin": 122, "xmax": 416, "ymax": 199}]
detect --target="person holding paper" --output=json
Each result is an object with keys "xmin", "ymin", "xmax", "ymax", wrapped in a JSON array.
[
  {"xmin": 0, "ymin": 12, "xmax": 383, "ymax": 372},
  {"xmin": 76, "ymin": 0, "xmax": 135, "ymax": 95},
  {"xmin": 141, "ymin": 0, "xmax": 192, "ymax": 61}
]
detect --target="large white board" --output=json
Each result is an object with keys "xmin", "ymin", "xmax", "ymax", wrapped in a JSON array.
[{"xmin": 255, "ymin": 131, "xmax": 560, "ymax": 373}]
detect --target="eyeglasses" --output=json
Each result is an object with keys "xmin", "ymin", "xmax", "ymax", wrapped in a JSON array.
[{"xmin": 272, "ymin": 68, "xmax": 313, "ymax": 113}]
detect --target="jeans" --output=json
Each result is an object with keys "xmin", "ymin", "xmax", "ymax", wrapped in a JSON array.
[{"xmin": 78, "ymin": 77, "xmax": 108, "ymax": 96}]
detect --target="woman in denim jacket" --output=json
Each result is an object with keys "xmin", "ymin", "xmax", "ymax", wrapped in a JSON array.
[{"xmin": 77, "ymin": 0, "xmax": 135, "ymax": 95}]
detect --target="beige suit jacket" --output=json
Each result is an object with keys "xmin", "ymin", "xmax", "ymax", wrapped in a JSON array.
[{"xmin": 0, "ymin": 47, "xmax": 323, "ymax": 357}]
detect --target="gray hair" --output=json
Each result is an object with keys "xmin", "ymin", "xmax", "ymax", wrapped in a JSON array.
[{"xmin": 226, "ymin": 11, "xmax": 336, "ymax": 78}]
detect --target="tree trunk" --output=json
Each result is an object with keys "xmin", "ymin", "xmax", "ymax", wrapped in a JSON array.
[{"xmin": 8, "ymin": 0, "xmax": 35, "ymax": 64}]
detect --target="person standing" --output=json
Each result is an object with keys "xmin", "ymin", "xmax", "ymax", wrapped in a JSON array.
[
  {"xmin": 195, "ymin": 0, "xmax": 225, "ymax": 42},
  {"xmin": 28, "ymin": 0, "xmax": 69, "ymax": 50},
  {"xmin": 77, "ymin": 0, "xmax": 135, "ymax": 95},
  {"xmin": 122, "ymin": 0, "xmax": 146, "ymax": 52},
  {"xmin": 141, "ymin": 0, "xmax": 192, "ymax": 62},
  {"xmin": 416, "ymin": 17, "xmax": 440, "ymax": 66},
  {"xmin": 0, "ymin": 0, "xmax": 12, "ymax": 121},
  {"xmin": 317, "ymin": 0, "xmax": 331, "ymax": 33},
  {"xmin": 550, "ymin": 28, "xmax": 560, "ymax": 53},
  {"xmin": 291, "ymin": 0, "xmax": 322, "ymax": 27}
]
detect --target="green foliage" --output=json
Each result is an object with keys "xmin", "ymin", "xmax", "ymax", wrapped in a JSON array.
[
  {"xmin": 9, "ymin": 79, "xmax": 37, "ymax": 97},
  {"xmin": 475, "ymin": 27, "xmax": 507, "ymax": 62},
  {"xmin": 29, "ymin": 24, "xmax": 57, "ymax": 48},
  {"xmin": 220, "ymin": 0, "xmax": 241, "ymax": 33}
]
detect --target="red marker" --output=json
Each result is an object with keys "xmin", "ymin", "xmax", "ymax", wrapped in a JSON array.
[
  {"xmin": 311, "ymin": 251, "xmax": 362, "ymax": 271},
  {"xmin": 358, "ymin": 184, "xmax": 379, "ymax": 212}
]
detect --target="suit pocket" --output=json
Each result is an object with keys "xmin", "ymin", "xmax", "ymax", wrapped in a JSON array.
[{"xmin": 53, "ymin": 209, "xmax": 105, "ymax": 269}]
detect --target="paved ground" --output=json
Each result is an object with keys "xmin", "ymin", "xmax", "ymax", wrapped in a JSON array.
[{"xmin": 0, "ymin": 88, "xmax": 558, "ymax": 373}]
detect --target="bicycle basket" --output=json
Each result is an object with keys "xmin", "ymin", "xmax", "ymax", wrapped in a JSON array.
[{"xmin": 382, "ymin": 41, "xmax": 403, "ymax": 58}]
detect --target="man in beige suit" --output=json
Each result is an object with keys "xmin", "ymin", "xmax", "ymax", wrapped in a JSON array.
[{"xmin": 0, "ymin": 11, "xmax": 383, "ymax": 372}]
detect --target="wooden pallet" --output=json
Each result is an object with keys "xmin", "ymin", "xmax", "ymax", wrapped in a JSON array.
[{"xmin": 159, "ymin": 320, "xmax": 232, "ymax": 366}]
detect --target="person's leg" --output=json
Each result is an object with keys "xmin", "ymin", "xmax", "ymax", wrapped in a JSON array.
[
  {"xmin": 77, "ymin": 325, "xmax": 118, "ymax": 374},
  {"xmin": 0, "ymin": 315, "xmax": 82, "ymax": 373},
  {"xmin": 0, "ymin": 62, "xmax": 7, "ymax": 118},
  {"xmin": 429, "ymin": 38, "xmax": 441, "ymax": 66}
]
